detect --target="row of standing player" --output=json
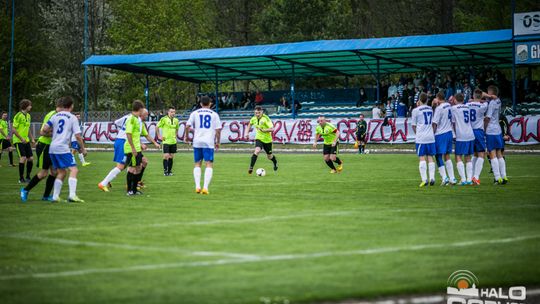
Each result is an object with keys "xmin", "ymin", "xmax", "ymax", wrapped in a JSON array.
[{"xmin": 412, "ymin": 85, "xmax": 507, "ymax": 187}]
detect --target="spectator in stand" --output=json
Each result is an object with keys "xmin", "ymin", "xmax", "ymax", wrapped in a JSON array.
[
  {"xmin": 357, "ymin": 88, "xmax": 368, "ymax": 107},
  {"xmin": 221, "ymin": 93, "xmax": 227, "ymax": 108},
  {"xmin": 242, "ymin": 92, "xmax": 253, "ymax": 110},
  {"xmin": 444, "ymin": 82, "xmax": 454, "ymax": 100},
  {"xmin": 255, "ymin": 90, "xmax": 264, "ymax": 105},
  {"xmin": 397, "ymin": 81, "xmax": 405, "ymax": 100},
  {"xmin": 383, "ymin": 98, "xmax": 394, "ymax": 126},
  {"xmin": 413, "ymin": 87, "xmax": 421, "ymax": 104},
  {"xmin": 372, "ymin": 103, "xmax": 382, "ymax": 119},
  {"xmin": 388, "ymin": 82, "xmax": 397, "ymax": 99},
  {"xmin": 294, "ymin": 100, "xmax": 302, "ymax": 113},
  {"xmin": 396, "ymin": 100, "xmax": 407, "ymax": 118},
  {"xmin": 278, "ymin": 96, "xmax": 290, "ymax": 113},
  {"xmin": 463, "ymin": 82, "xmax": 472, "ymax": 103}
]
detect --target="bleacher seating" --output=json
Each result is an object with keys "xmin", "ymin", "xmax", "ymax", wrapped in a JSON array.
[{"xmin": 517, "ymin": 102, "xmax": 540, "ymax": 115}]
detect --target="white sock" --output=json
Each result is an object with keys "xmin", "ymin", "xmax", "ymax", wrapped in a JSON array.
[
  {"xmin": 101, "ymin": 167, "xmax": 121, "ymax": 185},
  {"xmin": 498, "ymin": 157, "xmax": 506, "ymax": 178},
  {"xmin": 457, "ymin": 161, "xmax": 466, "ymax": 182},
  {"xmin": 474, "ymin": 158, "xmax": 484, "ymax": 180},
  {"xmin": 466, "ymin": 161, "xmax": 473, "ymax": 182},
  {"xmin": 78, "ymin": 154, "xmax": 86, "ymax": 163},
  {"xmin": 53, "ymin": 179, "xmax": 63, "ymax": 200},
  {"xmin": 438, "ymin": 165, "xmax": 447, "ymax": 180},
  {"xmin": 419, "ymin": 160, "xmax": 427, "ymax": 182},
  {"xmin": 203, "ymin": 168, "xmax": 213, "ymax": 190},
  {"xmin": 193, "ymin": 167, "xmax": 201, "ymax": 189},
  {"xmin": 445, "ymin": 159, "xmax": 455, "ymax": 180},
  {"xmin": 472, "ymin": 156, "xmax": 477, "ymax": 177},
  {"xmin": 491, "ymin": 157, "xmax": 501, "ymax": 180},
  {"xmin": 68, "ymin": 177, "xmax": 77, "ymax": 198},
  {"xmin": 428, "ymin": 162, "xmax": 435, "ymax": 181}
]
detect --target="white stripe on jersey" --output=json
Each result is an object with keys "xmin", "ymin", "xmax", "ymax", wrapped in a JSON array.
[
  {"xmin": 485, "ymin": 98, "xmax": 502, "ymax": 135},
  {"xmin": 187, "ymin": 108, "xmax": 222, "ymax": 148},
  {"xmin": 467, "ymin": 101, "xmax": 488, "ymax": 130},
  {"xmin": 48, "ymin": 111, "xmax": 81, "ymax": 154},
  {"xmin": 114, "ymin": 114, "xmax": 130, "ymax": 140},
  {"xmin": 432, "ymin": 102, "xmax": 452, "ymax": 135},
  {"xmin": 451, "ymin": 104, "xmax": 474, "ymax": 141},
  {"xmin": 411, "ymin": 105, "xmax": 435, "ymax": 144}
]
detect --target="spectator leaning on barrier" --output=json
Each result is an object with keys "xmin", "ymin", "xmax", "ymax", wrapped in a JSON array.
[
  {"xmin": 278, "ymin": 96, "xmax": 290, "ymax": 113},
  {"xmin": 357, "ymin": 88, "xmax": 368, "ymax": 107},
  {"xmin": 255, "ymin": 90, "xmax": 264, "ymax": 105},
  {"xmin": 372, "ymin": 103, "xmax": 382, "ymax": 119}
]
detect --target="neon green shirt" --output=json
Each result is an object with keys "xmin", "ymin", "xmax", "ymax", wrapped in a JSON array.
[
  {"xmin": 12, "ymin": 111, "xmax": 31, "ymax": 144},
  {"xmin": 316, "ymin": 123, "xmax": 338, "ymax": 145},
  {"xmin": 0, "ymin": 119, "xmax": 8, "ymax": 140},
  {"xmin": 38, "ymin": 110, "xmax": 56, "ymax": 145},
  {"xmin": 249, "ymin": 114, "xmax": 273, "ymax": 143},
  {"xmin": 123, "ymin": 115, "xmax": 147, "ymax": 153},
  {"xmin": 157, "ymin": 116, "xmax": 179, "ymax": 145}
]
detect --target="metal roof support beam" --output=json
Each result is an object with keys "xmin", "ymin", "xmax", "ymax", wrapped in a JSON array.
[
  {"xmin": 215, "ymin": 68, "xmax": 219, "ymax": 113},
  {"xmin": 353, "ymin": 50, "xmax": 425, "ymax": 71},
  {"xmin": 112, "ymin": 64, "xmax": 203, "ymax": 83},
  {"xmin": 443, "ymin": 46, "xmax": 512, "ymax": 64},
  {"xmin": 267, "ymin": 56, "xmax": 353, "ymax": 77},
  {"xmin": 188, "ymin": 59, "xmax": 274, "ymax": 80}
]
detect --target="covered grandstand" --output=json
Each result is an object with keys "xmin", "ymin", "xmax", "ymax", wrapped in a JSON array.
[{"xmin": 83, "ymin": 29, "xmax": 516, "ymax": 120}]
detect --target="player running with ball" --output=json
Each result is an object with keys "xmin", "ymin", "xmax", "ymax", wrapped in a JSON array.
[
  {"xmin": 184, "ymin": 96, "xmax": 222, "ymax": 194},
  {"xmin": 247, "ymin": 106, "xmax": 278, "ymax": 174},
  {"xmin": 313, "ymin": 116, "xmax": 343, "ymax": 174}
]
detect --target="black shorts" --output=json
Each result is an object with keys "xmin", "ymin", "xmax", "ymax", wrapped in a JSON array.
[
  {"xmin": 323, "ymin": 142, "xmax": 339, "ymax": 155},
  {"xmin": 163, "ymin": 144, "xmax": 177, "ymax": 154},
  {"xmin": 15, "ymin": 142, "xmax": 33, "ymax": 158},
  {"xmin": 36, "ymin": 142, "xmax": 52, "ymax": 170},
  {"xmin": 0, "ymin": 139, "xmax": 11, "ymax": 150},
  {"xmin": 255, "ymin": 139, "xmax": 273, "ymax": 154},
  {"xmin": 357, "ymin": 134, "xmax": 366, "ymax": 143},
  {"xmin": 125, "ymin": 152, "xmax": 143, "ymax": 167}
]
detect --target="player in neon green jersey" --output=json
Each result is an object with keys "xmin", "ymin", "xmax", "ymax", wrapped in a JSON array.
[
  {"xmin": 12, "ymin": 99, "xmax": 35, "ymax": 183},
  {"xmin": 247, "ymin": 106, "xmax": 278, "ymax": 174},
  {"xmin": 157, "ymin": 107, "xmax": 179, "ymax": 176},
  {"xmin": 20, "ymin": 105, "xmax": 61, "ymax": 202},
  {"xmin": 313, "ymin": 116, "xmax": 343, "ymax": 173},
  {"xmin": 124, "ymin": 101, "xmax": 159, "ymax": 196},
  {"xmin": 0, "ymin": 111, "xmax": 15, "ymax": 167}
]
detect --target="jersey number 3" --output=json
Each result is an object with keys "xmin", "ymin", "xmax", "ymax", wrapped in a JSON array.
[
  {"xmin": 57, "ymin": 119, "xmax": 65, "ymax": 134},
  {"xmin": 199, "ymin": 115, "xmax": 211, "ymax": 129}
]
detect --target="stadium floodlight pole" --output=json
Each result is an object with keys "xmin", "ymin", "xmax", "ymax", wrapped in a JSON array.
[
  {"xmin": 376, "ymin": 58, "xmax": 380, "ymax": 103},
  {"xmin": 83, "ymin": 0, "xmax": 89, "ymax": 123},
  {"xmin": 511, "ymin": 0, "xmax": 517, "ymax": 113},
  {"xmin": 267, "ymin": 79, "xmax": 271, "ymax": 91},
  {"xmin": 214, "ymin": 68, "xmax": 219, "ymax": 113},
  {"xmin": 8, "ymin": 0, "xmax": 15, "ymax": 124},
  {"xmin": 291, "ymin": 63, "xmax": 296, "ymax": 119},
  {"xmin": 145, "ymin": 74, "xmax": 149, "ymax": 120}
]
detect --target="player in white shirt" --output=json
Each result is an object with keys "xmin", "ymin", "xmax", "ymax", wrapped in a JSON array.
[
  {"xmin": 467, "ymin": 89, "xmax": 489, "ymax": 185},
  {"xmin": 451, "ymin": 93, "xmax": 475, "ymax": 185},
  {"xmin": 411, "ymin": 93, "xmax": 436, "ymax": 187},
  {"xmin": 184, "ymin": 96, "xmax": 222, "ymax": 194},
  {"xmin": 98, "ymin": 113, "xmax": 130, "ymax": 192},
  {"xmin": 372, "ymin": 104, "xmax": 382, "ymax": 119},
  {"xmin": 70, "ymin": 113, "xmax": 91, "ymax": 167},
  {"xmin": 40, "ymin": 96, "xmax": 86, "ymax": 202},
  {"xmin": 483, "ymin": 85, "xmax": 507, "ymax": 184},
  {"xmin": 432, "ymin": 91, "xmax": 456, "ymax": 186}
]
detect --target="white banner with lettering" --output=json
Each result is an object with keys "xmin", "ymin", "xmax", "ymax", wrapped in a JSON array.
[{"xmin": 82, "ymin": 116, "xmax": 540, "ymax": 145}]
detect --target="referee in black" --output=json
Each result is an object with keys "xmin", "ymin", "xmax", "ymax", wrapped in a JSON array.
[{"xmin": 355, "ymin": 114, "xmax": 368, "ymax": 154}]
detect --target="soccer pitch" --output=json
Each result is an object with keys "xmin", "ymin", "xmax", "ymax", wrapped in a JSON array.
[{"xmin": 0, "ymin": 152, "xmax": 539, "ymax": 304}]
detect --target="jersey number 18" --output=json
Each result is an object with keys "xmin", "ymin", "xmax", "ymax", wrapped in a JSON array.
[{"xmin": 199, "ymin": 115, "xmax": 211, "ymax": 129}]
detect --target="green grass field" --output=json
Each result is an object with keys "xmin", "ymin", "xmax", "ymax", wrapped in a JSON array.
[{"xmin": 0, "ymin": 151, "xmax": 539, "ymax": 304}]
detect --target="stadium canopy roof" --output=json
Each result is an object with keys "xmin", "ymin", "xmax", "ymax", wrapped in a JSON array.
[{"xmin": 83, "ymin": 29, "xmax": 512, "ymax": 83}]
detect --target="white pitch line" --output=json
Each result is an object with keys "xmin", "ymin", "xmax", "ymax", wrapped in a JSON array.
[
  {"xmin": 3, "ymin": 234, "xmax": 259, "ymax": 260},
  {"xmin": 4, "ymin": 203, "xmax": 539, "ymax": 236},
  {"xmin": 1, "ymin": 234, "xmax": 538, "ymax": 281}
]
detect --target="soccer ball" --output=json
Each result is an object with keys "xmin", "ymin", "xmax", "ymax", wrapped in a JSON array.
[{"xmin": 256, "ymin": 168, "xmax": 266, "ymax": 176}]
